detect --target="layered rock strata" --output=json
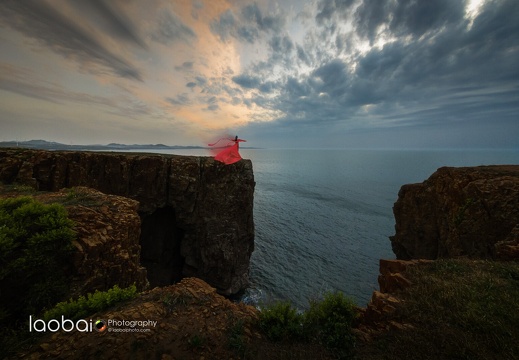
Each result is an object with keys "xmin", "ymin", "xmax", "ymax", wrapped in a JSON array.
[
  {"xmin": 356, "ymin": 259, "xmax": 432, "ymax": 341},
  {"xmin": 390, "ymin": 165, "xmax": 519, "ymax": 260},
  {"xmin": 0, "ymin": 149, "xmax": 255, "ymax": 295}
]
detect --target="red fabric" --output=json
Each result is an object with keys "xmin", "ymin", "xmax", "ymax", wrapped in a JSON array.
[
  {"xmin": 214, "ymin": 142, "xmax": 242, "ymax": 164},
  {"xmin": 210, "ymin": 138, "xmax": 246, "ymax": 165}
]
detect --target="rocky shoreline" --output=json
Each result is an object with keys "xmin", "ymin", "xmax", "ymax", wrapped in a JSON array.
[{"xmin": 1, "ymin": 149, "xmax": 518, "ymax": 358}]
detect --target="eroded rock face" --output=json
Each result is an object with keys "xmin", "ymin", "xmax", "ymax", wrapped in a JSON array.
[
  {"xmin": 0, "ymin": 149, "xmax": 255, "ymax": 295},
  {"xmin": 390, "ymin": 165, "xmax": 519, "ymax": 260},
  {"xmin": 0, "ymin": 186, "xmax": 149, "ymax": 298}
]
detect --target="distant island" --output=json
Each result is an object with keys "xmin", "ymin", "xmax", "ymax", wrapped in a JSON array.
[{"xmin": 0, "ymin": 139, "xmax": 259, "ymax": 151}]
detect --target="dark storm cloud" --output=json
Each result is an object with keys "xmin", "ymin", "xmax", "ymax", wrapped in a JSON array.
[
  {"xmin": 327, "ymin": 0, "xmax": 466, "ymax": 43},
  {"xmin": 388, "ymin": 0, "xmax": 465, "ymax": 38},
  {"xmin": 210, "ymin": 3, "xmax": 284, "ymax": 43},
  {"xmin": 151, "ymin": 10, "xmax": 197, "ymax": 45},
  {"xmin": 235, "ymin": 0, "xmax": 519, "ymax": 141},
  {"xmin": 312, "ymin": 59, "xmax": 350, "ymax": 98},
  {"xmin": 0, "ymin": 0, "xmax": 143, "ymax": 81}
]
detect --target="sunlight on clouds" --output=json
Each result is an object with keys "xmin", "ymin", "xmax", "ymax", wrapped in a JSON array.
[
  {"xmin": 1, "ymin": 0, "xmax": 517, "ymax": 148},
  {"xmin": 465, "ymin": 0, "xmax": 488, "ymax": 28}
]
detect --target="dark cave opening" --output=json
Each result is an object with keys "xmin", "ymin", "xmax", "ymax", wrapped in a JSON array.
[{"xmin": 139, "ymin": 206, "xmax": 185, "ymax": 287}]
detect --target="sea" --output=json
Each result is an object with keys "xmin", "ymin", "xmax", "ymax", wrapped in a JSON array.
[{"xmin": 147, "ymin": 148, "xmax": 519, "ymax": 309}]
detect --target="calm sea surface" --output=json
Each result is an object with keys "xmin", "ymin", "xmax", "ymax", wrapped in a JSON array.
[{"xmin": 156, "ymin": 148, "xmax": 519, "ymax": 308}]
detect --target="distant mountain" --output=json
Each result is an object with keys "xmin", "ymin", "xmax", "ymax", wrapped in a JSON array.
[{"xmin": 0, "ymin": 140, "xmax": 206, "ymax": 151}]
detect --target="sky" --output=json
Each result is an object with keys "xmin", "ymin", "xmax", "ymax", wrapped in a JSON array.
[{"xmin": 0, "ymin": 0, "xmax": 518, "ymax": 149}]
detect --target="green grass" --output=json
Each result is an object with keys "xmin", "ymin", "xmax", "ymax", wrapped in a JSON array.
[{"xmin": 355, "ymin": 259, "xmax": 519, "ymax": 359}]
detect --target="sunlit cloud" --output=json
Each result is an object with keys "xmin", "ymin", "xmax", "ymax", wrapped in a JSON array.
[{"xmin": 0, "ymin": 0, "xmax": 517, "ymax": 148}]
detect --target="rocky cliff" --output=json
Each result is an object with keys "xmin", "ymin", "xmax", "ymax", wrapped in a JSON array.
[
  {"xmin": 390, "ymin": 165, "xmax": 519, "ymax": 260},
  {"xmin": 0, "ymin": 185, "xmax": 149, "ymax": 297},
  {"xmin": 0, "ymin": 148, "xmax": 255, "ymax": 295}
]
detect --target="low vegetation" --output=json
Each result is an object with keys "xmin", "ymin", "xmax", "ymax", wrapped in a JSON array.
[
  {"xmin": 43, "ymin": 284, "xmax": 137, "ymax": 322},
  {"xmin": 0, "ymin": 196, "xmax": 75, "ymax": 326},
  {"xmin": 0, "ymin": 194, "xmax": 136, "ymax": 358},
  {"xmin": 258, "ymin": 292, "xmax": 358, "ymax": 359},
  {"xmin": 355, "ymin": 259, "xmax": 519, "ymax": 359},
  {"xmin": 0, "ymin": 196, "xmax": 75, "ymax": 356}
]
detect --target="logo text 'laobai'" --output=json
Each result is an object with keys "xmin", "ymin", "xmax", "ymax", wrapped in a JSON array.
[
  {"xmin": 29, "ymin": 316, "xmax": 99, "ymax": 332},
  {"xmin": 28, "ymin": 316, "xmax": 158, "ymax": 333}
]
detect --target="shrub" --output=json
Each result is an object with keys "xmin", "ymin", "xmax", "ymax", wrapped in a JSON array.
[
  {"xmin": 0, "ymin": 196, "xmax": 75, "ymax": 326},
  {"xmin": 304, "ymin": 291, "xmax": 358, "ymax": 356},
  {"xmin": 258, "ymin": 301, "xmax": 305, "ymax": 341},
  {"xmin": 257, "ymin": 292, "xmax": 358, "ymax": 357},
  {"xmin": 43, "ymin": 284, "xmax": 137, "ymax": 321}
]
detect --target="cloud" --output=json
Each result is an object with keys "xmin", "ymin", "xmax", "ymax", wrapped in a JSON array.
[
  {"xmin": 205, "ymin": 96, "xmax": 220, "ymax": 111},
  {"xmin": 232, "ymin": 74, "xmax": 261, "ymax": 89},
  {"xmin": 315, "ymin": 0, "xmax": 356, "ymax": 25},
  {"xmin": 0, "ymin": 63, "xmax": 115, "ymax": 106},
  {"xmin": 232, "ymin": 0, "xmax": 519, "ymax": 148},
  {"xmin": 210, "ymin": 3, "xmax": 285, "ymax": 43},
  {"xmin": 191, "ymin": 0, "xmax": 204, "ymax": 20},
  {"xmin": 388, "ymin": 0, "xmax": 465, "ymax": 38},
  {"xmin": 166, "ymin": 94, "xmax": 192, "ymax": 106},
  {"xmin": 269, "ymin": 35, "xmax": 294, "ymax": 54},
  {"xmin": 241, "ymin": 3, "xmax": 284, "ymax": 33},
  {"xmin": 210, "ymin": 9, "xmax": 236, "ymax": 42},
  {"xmin": 0, "ymin": 62, "xmax": 164, "ymax": 123},
  {"xmin": 151, "ymin": 9, "xmax": 197, "ymax": 45},
  {"xmin": 2, "ymin": 0, "xmax": 518, "ymax": 149},
  {"xmin": 175, "ymin": 61, "xmax": 195, "ymax": 72},
  {"xmin": 74, "ymin": 0, "xmax": 147, "ymax": 48},
  {"xmin": 0, "ymin": 0, "xmax": 143, "ymax": 81}
]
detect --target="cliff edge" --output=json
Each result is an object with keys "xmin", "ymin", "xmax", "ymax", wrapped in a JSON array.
[
  {"xmin": 0, "ymin": 148, "xmax": 255, "ymax": 295},
  {"xmin": 390, "ymin": 165, "xmax": 519, "ymax": 260}
]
